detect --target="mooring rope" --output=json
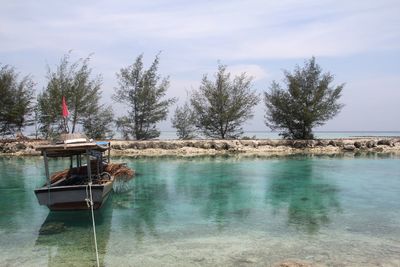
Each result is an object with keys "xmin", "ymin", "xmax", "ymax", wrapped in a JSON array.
[{"xmin": 85, "ymin": 182, "xmax": 100, "ymax": 267}]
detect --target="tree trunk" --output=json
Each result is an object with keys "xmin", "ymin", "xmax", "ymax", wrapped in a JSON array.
[
  {"xmin": 15, "ymin": 130, "xmax": 26, "ymax": 140},
  {"xmin": 71, "ymin": 108, "xmax": 78, "ymax": 133}
]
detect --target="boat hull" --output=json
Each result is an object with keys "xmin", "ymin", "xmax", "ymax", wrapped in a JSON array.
[{"xmin": 34, "ymin": 182, "xmax": 113, "ymax": 211}]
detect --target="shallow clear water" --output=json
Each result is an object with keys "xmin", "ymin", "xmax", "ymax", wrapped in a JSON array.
[{"xmin": 0, "ymin": 155, "xmax": 399, "ymax": 266}]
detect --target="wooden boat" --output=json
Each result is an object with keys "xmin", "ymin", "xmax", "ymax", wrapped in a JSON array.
[{"xmin": 34, "ymin": 134, "xmax": 133, "ymax": 211}]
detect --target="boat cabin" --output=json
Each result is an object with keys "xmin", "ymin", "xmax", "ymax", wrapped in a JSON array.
[{"xmin": 34, "ymin": 134, "xmax": 115, "ymax": 211}]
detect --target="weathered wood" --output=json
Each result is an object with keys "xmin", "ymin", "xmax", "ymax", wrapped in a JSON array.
[
  {"xmin": 86, "ymin": 149, "xmax": 92, "ymax": 182},
  {"xmin": 34, "ymin": 139, "xmax": 133, "ymax": 211},
  {"xmin": 107, "ymin": 142, "xmax": 111, "ymax": 163},
  {"xmin": 43, "ymin": 151, "xmax": 50, "ymax": 187},
  {"xmin": 35, "ymin": 182, "xmax": 113, "ymax": 210},
  {"xmin": 36, "ymin": 142, "xmax": 107, "ymax": 151},
  {"xmin": 36, "ymin": 142, "xmax": 108, "ymax": 157}
]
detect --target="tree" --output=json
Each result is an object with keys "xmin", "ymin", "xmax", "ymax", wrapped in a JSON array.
[
  {"xmin": 115, "ymin": 116, "xmax": 134, "ymax": 140},
  {"xmin": 37, "ymin": 53, "xmax": 102, "ymax": 138},
  {"xmin": 0, "ymin": 64, "xmax": 35, "ymax": 137},
  {"xmin": 82, "ymin": 106, "xmax": 114, "ymax": 139},
  {"xmin": 171, "ymin": 102, "xmax": 197, "ymax": 139},
  {"xmin": 113, "ymin": 54, "xmax": 176, "ymax": 140},
  {"xmin": 190, "ymin": 64, "xmax": 259, "ymax": 139},
  {"xmin": 264, "ymin": 57, "xmax": 344, "ymax": 140}
]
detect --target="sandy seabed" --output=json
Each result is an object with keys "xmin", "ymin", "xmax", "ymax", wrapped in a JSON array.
[{"xmin": 102, "ymin": 231, "xmax": 400, "ymax": 267}]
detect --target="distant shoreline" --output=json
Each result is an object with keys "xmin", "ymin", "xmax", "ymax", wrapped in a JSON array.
[
  {"xmin": 1, "ymin": 137, "xmax": 400, "ymax": 157},
  {"xmin": 124, "ymin": 131, "xmax": 400, "ymax": 140}
]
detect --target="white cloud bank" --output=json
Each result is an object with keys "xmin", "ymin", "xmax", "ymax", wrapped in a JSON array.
[
  {"xmin": 1, "ymin": 0, "xmax": 399, "ymax": 59},
  {"xmin": 0, "ymin": 0, "xmax": 399, "ymax": 131}
]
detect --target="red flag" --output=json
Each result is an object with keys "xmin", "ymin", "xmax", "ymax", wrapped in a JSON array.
[{"xmin": 62, "ymin": 96, "xmax": 70, "ymax": 118}]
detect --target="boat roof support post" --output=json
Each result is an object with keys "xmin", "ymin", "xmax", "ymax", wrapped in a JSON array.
[
  {"xmin": 100, "ymin": 153, "xmax": 103, "ymax": 174},
  {"xmin": 96, "ymin": 156, "xmax": 100, "ymax": 177},
  {"xmin": 43, "ymin": 151, "xmax": 50, "ymax": 187},
  {"xmin": 86, "ymin": 149, "xmax": 92, "ymax": 182},
  {"xmin": 107, "ymin": 142, "xmax": 110, "ymax": 163}
]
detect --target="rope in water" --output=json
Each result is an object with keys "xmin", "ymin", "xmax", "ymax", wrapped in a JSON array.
[{"xmin": 85, "ymin": 182, "xmax": 100, "ymax": 267}]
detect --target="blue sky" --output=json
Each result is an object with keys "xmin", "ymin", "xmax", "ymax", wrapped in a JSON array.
[{"xmin": 1, "ymin": 0, "xmax": 399, "ymax": 131}]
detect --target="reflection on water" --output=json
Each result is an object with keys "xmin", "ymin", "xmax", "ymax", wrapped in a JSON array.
[
  {"xmin": 35, "ymin": 205, "xmax": 113, "ymax": 267},
  {"xmin": 266, "ymin": 159, "xmax": 341, "ymax": 233},
  {"xmin": 121, "ymin": 172, "xmax": 168, "ymax": 240},
  {"xmin": 173, "ymin": 158, "xmax": 253, "ymax": 230},
  {"xmin": 0, "ymin": 156, "xmax": 400, "ymax": 266},
  {"xmin": 0, "ymin": 157, "xmax": 45, "ymax": 232},
  {"xmin": 112, "ymin": 157, "xmax": 343, "ymax": 238}
]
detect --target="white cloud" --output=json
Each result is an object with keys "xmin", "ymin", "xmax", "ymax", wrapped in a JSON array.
[
  {"xmin": 227, "ymin": 64, "xmax": 268, "ymax": 81},
  {"xmin": 1, "ymin": 0, "xmax": 399, "ymax": 131},
  {"xmin": 1, "ymin": 0, "xmax": 399, "ymax": 59},
  {"xmin": 168, "ymin": 79, "xmax": 200, "ymax": 101},
  {"xmin": 318, "ymin": 74, "xmax": 400, "ymax": 131}
]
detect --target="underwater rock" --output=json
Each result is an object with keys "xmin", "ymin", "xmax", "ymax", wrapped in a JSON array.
[
  {"xmin": 275, "ymin": 260, "xmax": 312, "ymax": 267},
  {"xmin": 39, "ymin": 222, "xmax": 66, "ymax": 235}
]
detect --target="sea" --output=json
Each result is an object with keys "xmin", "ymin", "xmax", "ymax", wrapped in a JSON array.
[{"xmin": 0, "ymin": 154, "xmax": 399, "ymax": 266}]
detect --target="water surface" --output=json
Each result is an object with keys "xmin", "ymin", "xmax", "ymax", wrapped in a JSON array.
[{"xmin": 0, "ymin": 155, "xmax": 399, "ymax": 266}]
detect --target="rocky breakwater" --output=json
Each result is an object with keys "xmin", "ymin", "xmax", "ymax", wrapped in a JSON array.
[
  {"xmin": 1, "ymin": 138, "xmax": 399, "ymax": 157},
  {"xmin": 0, "ymin": 139, "xmax": 45, "ymax": 156},
  {"xmin": 109, "ymin": 138, "xmax": 400, "ymax": 157}
]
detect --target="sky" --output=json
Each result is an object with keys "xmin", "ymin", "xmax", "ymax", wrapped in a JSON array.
[{"xmin": 1, "ymin": 0, "xmax": 399, "ymax": 131}]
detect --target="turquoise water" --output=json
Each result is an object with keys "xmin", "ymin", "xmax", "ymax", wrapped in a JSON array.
[{"xmin": 0, "ymin": 155, "xmax": 400, "ymax": 266}]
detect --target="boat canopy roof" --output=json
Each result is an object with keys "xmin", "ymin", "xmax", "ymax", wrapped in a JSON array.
[{"xmin": 36, "ymin": 142, "xmax": 109, "ymax": 157}]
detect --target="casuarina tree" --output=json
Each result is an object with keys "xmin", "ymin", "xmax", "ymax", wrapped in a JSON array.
[
  {"xmin": 190, "ymin": 64, "xmax": 259, "ymax": 139},
  {"xmin": 264, "ymin": 57, "xmax": 344, "ymax": 140},
  {"xmin": 171, "ymin": 102, "xmax": 197, "ymax": 139},
  {"xmin": 82, "ymin": 106, "xmax": 114, "ymax": 139},
  {"xmin": 113, "ymin": 54, "xmax": 176, "ymax": 140},
  {"xmin": 0, "ymin": 64, "xmax": 35, "ymax": 137},
  {"xmin": 37, "ymin": 53, "xmax": 104, "ymax": 138}
]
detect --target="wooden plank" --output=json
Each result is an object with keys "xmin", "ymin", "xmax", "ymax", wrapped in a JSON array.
[
  {"xmin": 36, "ymin": 142, "xmax": 103, "ymax": 151},
  {"xmin": 36, "ymin": 143, "xmax": 108, "ymax": 159}
]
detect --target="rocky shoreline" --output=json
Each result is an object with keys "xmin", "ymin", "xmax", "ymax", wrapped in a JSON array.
[{"xmin": 1, "ymin": 137, "xmax": 400, "ymax": 157}]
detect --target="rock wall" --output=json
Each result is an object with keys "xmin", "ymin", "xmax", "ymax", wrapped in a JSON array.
[
  {"xmin": 0, "ymin": 140, "xmax": 46, "ymax": 155},
  {"xmin": 1, "ymin": 138, "xmax": 399, "ymax": 157},
  {"xmin": 109, "ymin": 138, "xmax": 400, "ymax": 156}
]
